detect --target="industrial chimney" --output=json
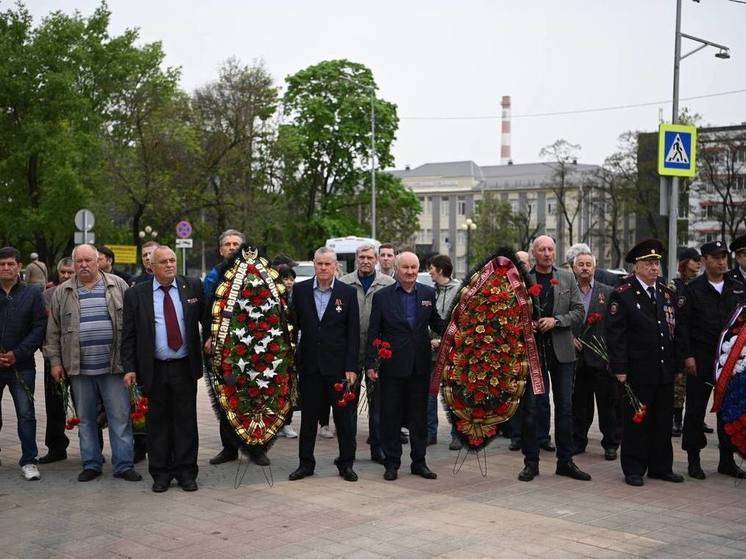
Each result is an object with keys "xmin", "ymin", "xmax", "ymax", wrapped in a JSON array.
[{"xmin": 500, "ymin": 95, "xmax": 512, "ymax": 165}]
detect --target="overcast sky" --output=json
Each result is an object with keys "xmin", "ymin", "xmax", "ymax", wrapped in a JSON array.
[{"xmin": 25, "ymin": 0, "xmax": 746, "ymax": 169}]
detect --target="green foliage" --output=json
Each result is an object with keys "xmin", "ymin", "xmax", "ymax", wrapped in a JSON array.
[{"xmin": 472, "ymin": 194, "xmax": 518, "ymax": 262}]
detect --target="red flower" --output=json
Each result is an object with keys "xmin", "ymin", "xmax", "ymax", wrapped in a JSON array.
[
  {"xmin": 586, "ymin": 312, "xmax": 603, "ymax": 325},
  {"xmin": 550, "ymin": 278, "xmax": 560, "ymax": 286},
  {"xmin": 259, "ymin": 289, "xmax": 271, "ymax": 298},
  {"xmin": 236, "ymin": 375, "xmax": 247, "ymax": 386},
  {"xmin": 337, "ymin": 399, "xmax": 348, "ymax": 408},
  {"xmin": 343, "ymin": 391, "xmax": 356, "ymax": 403},
  {"xmin": 259, "ymin": 321, "xmax": 269, "ymax": 331},
  {"xmin": 224, "ymin": 385, "xmax": 237, "ymax": 397},
  {"xmin": 472, "ymin": 407, "xmax": 486, "ymax": 419},
  {"xmin": 268, "ymin": 342, "xmax": 281, "ymax": 353},
  {"xmin": 241, "ymin": 288, "xmax": 252, "ymax": 298},
  {"xmin": 236, "ymin": 312, "xmax": 248, "ymax": 323},
  {"xmin": 235, "ymin": 344, "xmax": 248, "ymax": 356},
  {"xmin": 378, "ymin": 348, "xmax": 393, "ymax": 360},
  {"xmin": 228, "ymin": 396, "xmax": 240, "ymax": 409},
  {"xmin": 333, "ymin": 382, "xmax": 345, "ymax": 393},
  {"xmin": 248, "ymin": 387, "xmax": 260, "ymax": 397},
  {"xmin": 268, "ymin": 314, "xmax": 280, "ymax": 325},
  {"xmin": 372, "ymin": 338, "xmax": 382, "ymax": 348},
  {"xmin": 528, "ymin": 284, "xmax": 543, "ymax": 297}
]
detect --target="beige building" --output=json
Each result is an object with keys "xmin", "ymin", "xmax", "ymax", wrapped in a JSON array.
[{"xmin": 390, "ymin": 160, "xmax": 623, "ymax": 275}]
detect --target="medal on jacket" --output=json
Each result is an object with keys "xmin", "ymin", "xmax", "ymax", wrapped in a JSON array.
[
  {"xmin": 335, "ymin": 298, "xmax": 343, "ymax": 313},
  {"xmin": 664, "ymin": 304, "xmax": 675, "ymax": 337}
]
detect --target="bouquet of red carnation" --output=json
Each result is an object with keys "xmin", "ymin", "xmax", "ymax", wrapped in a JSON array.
[
  {"xmin": 623, "ymin": 383, "xmax": 648, "ymax": 424},
  {"xmin": 333, "ymin": 379, "xmax": 358, "ymax": 409},
  {"xmin": 360, "ymin": 338, "xmax": 393, "ymax": 413},
  {"xmin": 129, "ymin": 384, "xmax": 149, "ymax": 432},
  {"xmin": 579, "ymin": 312, "xmax": 609, "ymax": 362},
  {"xmin": 58, "ymin": 380, "xmax": 80, "ymax": 430}
]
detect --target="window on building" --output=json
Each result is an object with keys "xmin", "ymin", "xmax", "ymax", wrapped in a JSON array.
[
  {"xmin": 547, "ymin": 199, "xmax": 554, "ymax": 215},
  {"xmin": 422, "ymin": 196, "xmax": 432, "ymax": 215},
  {"xmin": 456, "ymin": 257, "xmax": 466, "ymax": 276},
  {"xmin": 441, "ymin": 197, "xmax": 449, "ymax": 217},
  {"xmin": 457, "ymin": 197, "xmax": 466, "ymax": 216},
  {"xmin": 457, "ymin": 230, "xmax": 466, "ymax": 246},
  {"xmin": 440, "ymin": 230, "xmax": 449, "ymax": 247},
  {"xmin": 737, "ymin": 149, "xmax": 746, "ymax": 163}
]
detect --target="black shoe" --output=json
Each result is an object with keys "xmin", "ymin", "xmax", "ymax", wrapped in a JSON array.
[
  {"xmin": 688, "ymin": 454, "xmax": 706, "ymax": 480},
  {"xmin": 370, "ymin": 449, "xmax": 386, "ymax": 464},
  {"xmin": 288, "ymin": 466, "xmax": 314, "ymax": 481},
  {"xmin": 648, "ymin": 471, "xmax": 684, "ymax": 483},
  {"xmin": 209, "ymin": 449, "xmax": 238, "ymax": 465},
  {"xmin": 339, "ymin": 467, "xmax": 358, "ymax": 482},
  {"xmin": 179, "ymin": 478, "xmax": 198, "ymax": 492},
  {"xmin": 449, "ymin": 437, "xmax": 463, "ymax": 451},
  {"xmin": 625, "ymin": 474, "xmax": 644, "ymax": 487},
  {"xmin": 400, "ymin": 432, "xmax": 409, "ymax": 445},
  {"xmin": 718, "ymin": 461, "xmax": 746, "ymax": 479},
  {"xmin": 383, "ymin": 468, "xmax": 398, "ymax": 481},
  {"xmin": 604, "ymin": 448, "xmax": 618, "ymax": 461},
  {"xmin": 540, "ymin": 441, "xmax": 556, "ymax": 452},
  {"xmin": 77, "ymin": 469, "xmax": 102, "ymax": 482},
  {"xmin": 248, "ymin": 448, "xmax": 270, "ymax": 466},
  {"xmin": 38, "ymin": 451, "xmax": 67, "ymax": 464},
  {"xmin": 427, "ymin": 435, "xmax": 437, "ymax": 446},
  {"xmin": 556, "ymin": 460, "xmax": 592, "ymax": 481},
  {"xmin": 518, "ymin": 462, "xmax": 539, "ymax": 482},
  {"xmin": 152, "ymin": 479, "xmax": 169, "ymax": 493},
  {"xmin": 508, "ymin": 441, "xmax": 521, "ymax": 451},
  {"xmin": 113, "ymin": 469, "xmax": 143, "ymax": 482},
  {"xmin": 703, "ymin": 422, "xmax": 714, "ymax": 434},
  {"xmin": 411, "ymin": 465, "xmax": 437, "ymax": 479}
]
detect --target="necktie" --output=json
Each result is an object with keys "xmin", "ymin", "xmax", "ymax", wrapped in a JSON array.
[
  {"xmin": 647, "ymin": 286, "xmax": 656, "ymax": 304},
  {"xmin": 160, "ymin": 285, "xmax": 183, "ymax": 351}
]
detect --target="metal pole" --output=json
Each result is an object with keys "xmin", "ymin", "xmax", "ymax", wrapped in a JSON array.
[
  {"xmin": 182, "ymin": 247, "xmax": 187, "ymax": 276},
  {"xmin": 370, "ymin": 90, "xmax": 377, "ymax": 240},
  {"xmin": 667, "ymin": 0, "xmax": 682, "ymax": 282}
]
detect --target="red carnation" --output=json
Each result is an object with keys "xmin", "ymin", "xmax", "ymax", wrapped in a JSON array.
[
  {"xmin": 236, "ymin": 312, "xmax": 248, "ymax": 323},
  {"xmin": 235, "ymin": 344, "xmax": 248, "ymax": 356},
  {"xmin": 343, "ymin": 391, "xmax": 356, "ymax": 403},
  {"xmin": 264, "ymin": 385, "xmax": 275, "ymax": 396},
  {"xmin": 472, "ymin": 407, "xmax": 486, "ymax": 419},
  {"xmin": 268, "ymin": 314, "xmax": 280, "ymax": 325},
  {"xmin": 241, "ymin": 288, "xmax": 252, "ymax": 298},
  {"xmin": 248, "ymin": 387, "xmax": 260, "ymax": 397},
  {"xmin": 228, "ymin": 396, "xmax": 240, "ymax": 409},
  {"xmin": 337, "ymin": 398, "xmax": 348, "ymax": 408},
  {"xmin": 333, "ymin": 382, "xmax": 345, "ymax": 393},
  {"xmin": 268, "ymin": 342, "xmax": 281, "ymax": 353},
  {"xmin": 236, "ymin": 375, "xmax": 247, "ymax": 386},
  {"xmin": 586, "ymin": 312, "xmax": 603, "ymax": 325},
  {"xmin": 528, "ymin": 284, "xmax": 543, "ymax": 297},
  {"xmin": 256, "ymin": 362, "xmax": 267, "ymax": 372},
  {"xmin": 259, "ymin": 321, "xmax": 269, "ymax": 331},
  {"xmin": 550, "ymin": 278, "xmax": 560, "ymax": 285},
  {"xmin": 224, "ymin": 385, "xmax": 237, "ymax": 397}
]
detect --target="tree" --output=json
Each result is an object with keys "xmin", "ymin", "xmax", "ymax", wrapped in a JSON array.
[
  {"xmin": 695, "ymin": 128, "xmax": 746, "ymax": 245},
  {"xmin": 513, "ymin": 202, "xmax": 543, "ymax": 251},
  {"xmin": 539, "ymin": 139, "xmax": 584, "ymax": 249},
  {"xmin": 279, "ymin": 59, "xmax": 400, "ymax": 252},
  {"xmin": 471, "ymin": 193, "xmax": 518, "ymax": 261}
]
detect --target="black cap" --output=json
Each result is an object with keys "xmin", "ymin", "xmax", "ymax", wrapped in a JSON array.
[
  {"xmin": 625, "ymin": 239, "xmax": 664, "ymax": 264},
  {"xmin": 677, "ymin": 247, "xmax": 701, "ymax": 263},
  {"xmin": 730, "ymin": 235, "xmax": 746, "ymax": 253},
  {"xmin": 700, "ymin": 241, "xmax": 728, "ymax": 257}
]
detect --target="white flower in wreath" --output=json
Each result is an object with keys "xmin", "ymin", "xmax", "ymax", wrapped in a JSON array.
[
  {"xmin": 238, "ymin": 333, "xmax": 254, "ymax": 346},
  {"xmin": 272, "ymin": 358, "xmax": 283, "ymax": 370},
  {"xmin": 249, "ymin": 371, "xmax": 261, "ymax": 381},
  {"xmin": 237, "ymin": 299, "xmax": 252, "ymax": 312},
  {"xmin": 236, "ymin": 357, "xmax": 249, "ymax": 372},
  {"xmin": 232, "ymin": 327, "xmax": 246, "ymax": 338},
  {"xmin": 247, "ymin": 277, "xmax": 263, "ymax": 287},
  {"xmin": 268, "ymin": 328, "xmax": 282, "ymax": 338},
  {"xmin": 263, "ymin": 369, "xmax": 277, "ymax": 379},
  {"xmin": 248, "ymin": 308, "xmax": 263, "ymax": 320},
  {"xmin": 260, "ymin": 299, "xmax": 277, "ymax": 312},
  {"xmin": 256, "ymin": 379, "xmax": 270, "ymax": 389}
]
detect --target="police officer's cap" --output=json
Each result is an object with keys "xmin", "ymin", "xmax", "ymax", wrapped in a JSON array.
[
  {"xmin": 730, "ymin": 235, "xmax": 746, "ymax": 253},
  {"xmin": 625, "ymin": 239, "xmax": 664, "ymax": 264},
  {"xmin": 677, "ymin": 247, "xmax": 700, "ymax": 263},
  {"xmin": 700, "ymin": 241, "xmax": 728, "ymax": 257}
]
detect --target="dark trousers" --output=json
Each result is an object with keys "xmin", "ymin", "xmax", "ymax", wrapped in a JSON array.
[
  {"xmin": 147, "ymin": 359, "xmax": 198, "ymax": 483},
  {"xmin": 380, "ymin": 373, "xmax": 428, "ymax": 470},
  {"xmin": 366, "ymin": 375, "xmax": 383, "ymax": 454},
  {"xmin": 620, "ymin": 382, "xmax": 674, "ymax": 476},
  {"xmin": 572, "ymin": 362, "xmax": 620, "ymax": 452},
  {"xmin": 682, "ymin": 374, "xmax": 735, "ymax": 459},
  {"xmin": 298, "ymin": 371, "xmax": 355, "ymax": 471},
  {"xmin": 518, "ymin": 380, "xmax": 539, "ymax": 464},
  {"xmin": 218, "ymin": 416, "xmax": 238, "ymax": 454},
  {"xmin": 511, "ymin": 368, "xmax": 550, "ymax": 445},
  {"xmin": 43, "ymin": 359, "xmax": 69, "ymax": 455}
]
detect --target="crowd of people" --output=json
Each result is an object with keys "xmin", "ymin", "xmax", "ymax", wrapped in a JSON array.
[{"xmin": 1, "ymin": 230, "xmax": 745, "ymax": 491}]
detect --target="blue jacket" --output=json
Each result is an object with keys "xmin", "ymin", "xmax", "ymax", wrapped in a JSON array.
[{"xmin": 0, "ymin": 280, "xmax": 47, "ymax": 371}]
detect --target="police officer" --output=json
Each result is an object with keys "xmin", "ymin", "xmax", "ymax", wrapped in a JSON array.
[
  {"xmin": 606, "ymin": 239, "xmax": 684, "ymax": 487},
  {"xmin": 670, "ymin": 247, "xmax": 701, "ymax": 437},
  {"xmin": 728, "ymin": 235, "xmax": 746, "ymax": 285},
  {"xmin": 677, "ymin": 240, "xmax": 746, "ymax": 479}
]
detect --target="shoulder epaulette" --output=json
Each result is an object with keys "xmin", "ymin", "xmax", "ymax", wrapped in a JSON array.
[{"xmin": 614, "ymin": 282, "xmax": 632, "ymax": 294}]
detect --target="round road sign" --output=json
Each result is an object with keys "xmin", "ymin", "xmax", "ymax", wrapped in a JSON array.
[{"xmin": 176, "ymin": 220, "xmax": 193, "ymax": 239}]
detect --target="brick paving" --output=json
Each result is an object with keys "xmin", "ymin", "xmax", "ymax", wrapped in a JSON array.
[{"xmin": 1, "ymin": 355, "xmax": 745, "ymax": 558}]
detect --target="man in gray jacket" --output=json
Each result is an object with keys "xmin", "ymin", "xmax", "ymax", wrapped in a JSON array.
[
  {"xmin": 340, "ymin": 244, "xmax": 394, "ymax": 463},
  {"xmin": 45, "ymin": 244, "xmax": 141, "ymax": 483},
  {"xmin": 518, "ymin": 235, "xmax": 589, "ymax": 482}
]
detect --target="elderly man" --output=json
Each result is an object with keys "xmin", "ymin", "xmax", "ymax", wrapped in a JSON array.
[
  {"xmin": 341, "ymin": 244, "xmax": 395, "ymax": 464},
  {"xmin": 366, "ymin": 252, "xmax": 443, "ymax": 481},
  {"xmin": 39, "ymin": 258, "xmax": 76, "ymax": 464},
  {"xmin": 45, "ymin": 244, "xmax": 140, "ymax": 483},
  {"xmin": 517, "ymin": 235, "xmax": 589, "ymax": 482},
  {"xmin": 0, "ymin": 247, "xmax": 47, "ymax": 480},
  {"xmin": 571, "ymin": 250, "xmax": 616, "ymax": 460},
  {"xmin": 678, "ymin": 241, "xmax": 746, "ymax": 479},
  {"xmin": 122, "ymin": 246, "xmax": 204, "ymax": 492},
  {"xmin": 606, "ymin": 239, "xmax": 684, "ymax": 487},
  {"xmin": 289, "ymin": 247, "xmax": 360, "ymax": 482}
]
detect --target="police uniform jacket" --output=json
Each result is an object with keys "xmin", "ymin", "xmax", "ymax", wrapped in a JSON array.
[
  {"xmin": 727, "ymin": 266, "xmax": 746, "ymax": 286},
  {"xmin": 676, "ymin": 273, "xmax": 745, "ymax": 381},
  {"xmin": 605, "ymin": 277, "xmax": 679, "ymax": 385}
]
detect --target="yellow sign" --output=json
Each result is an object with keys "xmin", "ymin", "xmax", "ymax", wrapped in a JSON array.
[
  {"xmin": 107, "ymin": 244, "xmax": 138, "ymax": 265},
  {"xmin": 658, "ymin": 123, "xmax": 697, "ymax": 177}
]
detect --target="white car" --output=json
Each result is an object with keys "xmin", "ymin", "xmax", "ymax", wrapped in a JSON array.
[{"xmin": 292, "ymin": 261, "xmax": 315, "ymax": 283}]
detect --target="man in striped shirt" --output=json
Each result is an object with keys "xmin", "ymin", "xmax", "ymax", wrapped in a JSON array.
[{"xmin": 45, "ymin": 244, "xmax": 141, "ymax": 483}]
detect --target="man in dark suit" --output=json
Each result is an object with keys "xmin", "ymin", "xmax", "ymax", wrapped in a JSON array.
[
  {"xmin": 678, "ymin": 240, "xmax": 746, "ymax": 479},
  {"xmin": 122, "ymin": 246, "xmax": 204, "ymax": 493},
  {"xmin": 288, "ymin": 247, "xmax": 360, "ymax": 482},
  {"xmin": 366, "ymin": 251, "xmax": 443, "ymax": 481},
  {"xmin": 606, "ymin": 239, "xmax": 684, "ymax": 487},
  {"xmin": 728, "ymin": 235, "xmax": 746, "ymax": 285},
  {"xmin": 570, "ymin": 251, "xmax": 617, "ymax": 460}
]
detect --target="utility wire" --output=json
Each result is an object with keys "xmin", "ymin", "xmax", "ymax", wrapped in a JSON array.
[{"xmin": 400, "ymin": 88, "xmax": 746, "ymax": 121}]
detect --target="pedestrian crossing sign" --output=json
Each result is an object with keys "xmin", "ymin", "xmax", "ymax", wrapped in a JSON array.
[{"xmin": 658, "ymin": 123, "xmax": 697, "ymax": 177}]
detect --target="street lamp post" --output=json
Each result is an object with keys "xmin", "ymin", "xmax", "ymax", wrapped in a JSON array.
[
  {"xmin": 464, "ymin": 218, "xmax": 477, "ymax": 272},
  {"xmin": 138, "ymin": 225, "xmax": 158, "ymax": 241},
  {"xmin": 666, "ymin": 0, "xmax": 730, "ymax": 280}
]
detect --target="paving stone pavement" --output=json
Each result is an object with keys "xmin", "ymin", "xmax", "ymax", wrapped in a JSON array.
[{"xmin": 1, "ymin": 354, "xmax": 745, "ymax": 558}]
